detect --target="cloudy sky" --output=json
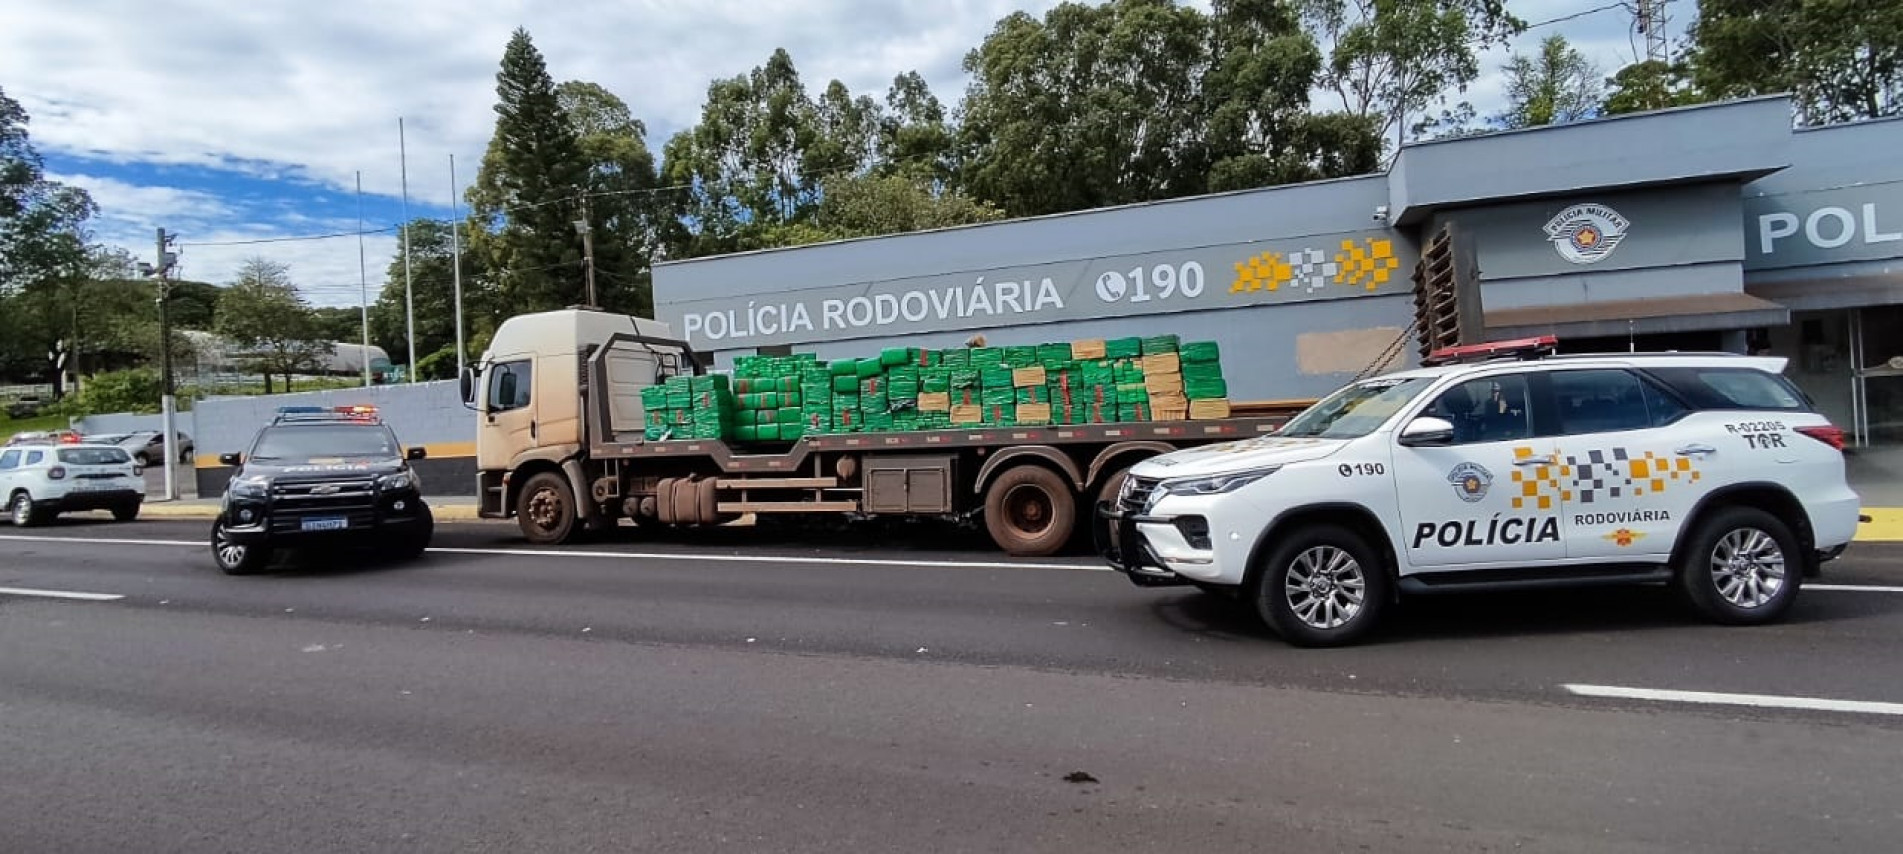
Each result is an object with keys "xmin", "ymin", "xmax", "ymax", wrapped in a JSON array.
[{"xmin": 1, "ymin": 0, "xmax": 1692, "ymax": 308}]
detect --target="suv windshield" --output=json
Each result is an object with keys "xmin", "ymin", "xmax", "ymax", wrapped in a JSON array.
[
  {"xmin": 250, "ymin": 425, "xmax": 398, "ymax": 462},
  {"xmin": 1278, "ymin": 375, "xmax": 1438, "ymax": 439}
]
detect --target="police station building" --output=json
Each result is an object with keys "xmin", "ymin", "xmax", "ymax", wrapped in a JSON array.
[{"xmin": 652, "ymin": 95, "xmax": 1903, "ymax": 446}]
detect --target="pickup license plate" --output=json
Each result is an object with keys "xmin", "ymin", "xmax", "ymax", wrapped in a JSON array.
[{"xmin": 301, "ymin": 517, "xmax": 349, "ymax": 532}]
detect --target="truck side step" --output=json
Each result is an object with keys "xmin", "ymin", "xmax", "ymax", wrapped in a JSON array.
[
  {"xmin": 715, "ymin": 477, "xmax": 839, "ymax": 490},
  {"xmin": 719, "ymin": 501, "xmax": 860, "ymax": 513}
]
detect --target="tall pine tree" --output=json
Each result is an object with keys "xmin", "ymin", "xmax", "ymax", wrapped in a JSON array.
[{"xmin": 466, "ymin": 29, "xmax": 593, "ymax": 314}]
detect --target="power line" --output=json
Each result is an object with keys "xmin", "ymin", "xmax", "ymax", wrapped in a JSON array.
[
  {"xmin": 1526, "ymin": 2, "xmax": 1630, "ymax": 30},
  {"xmin": 178, "ymin": 225, "xmax": 397, "ymax": 247}
]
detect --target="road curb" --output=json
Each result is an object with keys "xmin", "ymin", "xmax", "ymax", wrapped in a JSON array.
[{"xmin": 137, "ymin": 502, "xmax": 484, "ymax": 522}]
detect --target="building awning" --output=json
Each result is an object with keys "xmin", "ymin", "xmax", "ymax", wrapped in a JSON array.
[{"xmin": 1485, "ymin": 292, "xmax": 1791, "ymax": 340}]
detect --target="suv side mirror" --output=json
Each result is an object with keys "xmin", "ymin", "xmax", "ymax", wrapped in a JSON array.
[
  {"xmin": 406, "ymin": 447, "xmax": 427, "ymax": 461},
  {"xmin": 1398, "ymin": 416, "xmax": 1456, "ymax": 447},
  {"xmin": 459, "ymin": 366, "xmax": 476, "ymax": 405},
  {"xmin": 218, "ymin": 452, "xmax": 242, "ymax": 466}
]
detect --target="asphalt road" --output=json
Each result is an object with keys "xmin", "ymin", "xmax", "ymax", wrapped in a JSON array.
[{"xmin": 2, "ymin": 517, "xmax": 1901, "ymax": 853}]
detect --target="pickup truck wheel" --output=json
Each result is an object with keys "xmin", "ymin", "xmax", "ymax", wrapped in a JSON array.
[
  {"xmin": 9, "ymin": 491, "xmax": 38, "ymax": 527},
  {"xmin": 1675, "ymin": 506, "xmax": 1801, "ymax": 626},
  {"xmin": 517, "ymin": 472, "xmax": 578, "ymax": 545},
  {"xmin": 984, "ymin": 465, "xmax": 1075, "ymax": 557},
  {"xmin": 1252, "ymin": 523, "xmax": 1390, "ymax": 648},
  {"xmin": 211, "ymin": 521, "xmax": 270, "ymax": 575}
]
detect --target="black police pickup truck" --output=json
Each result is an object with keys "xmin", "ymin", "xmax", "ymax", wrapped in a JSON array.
[{"xmin": 211, "ymin": 406, "xmax": 434, "ymax": 574}]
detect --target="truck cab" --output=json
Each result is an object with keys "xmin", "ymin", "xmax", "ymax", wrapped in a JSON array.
[{"xmin": 462, "ymin": 308, "xmax": 695, "ymax": 535}]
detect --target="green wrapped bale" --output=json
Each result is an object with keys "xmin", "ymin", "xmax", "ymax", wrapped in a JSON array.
[
  {"xmin": 1016, "ymin": 385, "xmax": 1050, "ymax": 404},
  {"xmin": 880, "ymin": 347, "xmax": 917, "ymax": 367},
  {"xmin": 981, "ymin": 385, "xmax": 1016, "ymax": 406},
  {"xmin": 1105, "ymin": 337, "xmax": 1142, "ymax": 359},
  {"xmin": 777, "ymin": 407, "xmax": 802, "ymax": 425},
  {"xmin": 830, "ymin": 359, "xmax": 858, "ymax": 377},
  {"xmin": 640, "ymin": 386, "xmax": 667, "ymax": 411},
  {"xmin": 862, "ymin": 412, "xmax": 895, "ymax": 433},
  {"xmin": 941, "ymin": 349, "xmax": 971, "ymax": 369},
  {"xmin": 1182, "ymin": 361, "xmax": 1224, "ymax": 383},
  {"xmin": 1003, "ymin": 346, "xmax": 1038, "ymax": 368},
  {"xmin": 1181, "ymin": 341, "xmax": 1221, "ymax": 364},
  {"xmin": 855, "ymin": 358, "xmax": 884, "ymax": 379},
  {"xmin": 980, "ymin": 367, "xmax": 1014, "ymax": 389},
  {"xmin": 951, "ymin": 369, "xmax": 980, "ymax": 389},
  {"xmin": 832, "ymin": 375, "xmax": 858, "ymax": 394},
  {"xmin": 1186, "ymin": 378, "xmax": 1229, "ymax": 400},
  {"xmin": 1140, "ymin": 334, "xmax": 1180, "ymax": 355},
  {"xmin": 922, "ymin": 370, "xmax": 951, "ymax": 394},
  {"xmin": 781, "ymin": 423, "xmax": 806, "ymax": 441},
  {"xmin": 971, "ymin": 347, "xmax": 1002, "ymax": 367}
]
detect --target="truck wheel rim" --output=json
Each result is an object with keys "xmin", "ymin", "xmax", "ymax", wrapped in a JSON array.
[
  {"xmin": 1711, "ymin": 528, "xmax": 1785, "ymax": 609},
  {"xmin": 1284, "ymin": 545, "xmax": 1365, "ymax": 630},
  {"xmin": 1005, "ymin": 484, "xmax": 1053, "ymax": 536},
  {"xmin": 528, "ymin": 487, "xmax": 565, "ymax": 530}
]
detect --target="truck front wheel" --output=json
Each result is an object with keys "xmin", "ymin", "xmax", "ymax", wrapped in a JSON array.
[
  {"xmin": 984, "ymin": 465, "xmax": 1076, "ymax": 557},
  {"xmin": 517, "ymin": 471, "xmax": 578, "ymax": 545}
]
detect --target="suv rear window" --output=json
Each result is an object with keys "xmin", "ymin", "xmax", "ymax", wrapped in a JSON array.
[
  {"xmin": 1646, "ymin": 367, "xmax": 1811, "ymax": 412},
  {"xmin": 59, "ymin": 447, "xmax": 131, "ymax": 465}
]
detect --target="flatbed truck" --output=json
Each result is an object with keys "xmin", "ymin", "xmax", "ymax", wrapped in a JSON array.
[{"xmin": 462, "ymin": 308, "xmax": 1305, "ymax": 556}]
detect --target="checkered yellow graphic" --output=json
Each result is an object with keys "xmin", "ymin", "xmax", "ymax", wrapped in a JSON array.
[
  {"xmin": 1231, "ymin": 252, "xmax": 1294, "ymax": 293},
  {"xmin": 1334, "ymin": 238, "xmax": 1400, "ymax": 290},
  {"xmin": 1509, "ymin": 445, "xmax": 1566, "ymax": 511},
  {"xmin": 1511, "ymin": 445, "xmax": 1703, "ymax": 510}
]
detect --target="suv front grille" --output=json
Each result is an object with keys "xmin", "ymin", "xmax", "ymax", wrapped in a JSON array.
[
  {"xmin": 271, "ymin": 478, "xmax": 377, "ymax": 514},
  {"xmin": 1119, "ymin": 476, "xmax": 1161, "ymax": 514}
]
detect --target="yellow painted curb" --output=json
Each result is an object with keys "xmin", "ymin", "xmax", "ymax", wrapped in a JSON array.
[
  {"xmin": 1856, "ymin": 508, "xmax": 1903, "ymax": 542},
  {"xmin": 136, "ymin": 502, "xmax": 483, "ymax": 522}
]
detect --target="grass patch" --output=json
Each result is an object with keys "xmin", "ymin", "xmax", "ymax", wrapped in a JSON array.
[{"xmin": 1, "ymin": 412, "xmax": 76, "ymax": 437}]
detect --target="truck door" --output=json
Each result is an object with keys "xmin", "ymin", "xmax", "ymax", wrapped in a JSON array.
[{"xmin": 478, "ymin": 356, "xmax": 537, "ymax": 471}]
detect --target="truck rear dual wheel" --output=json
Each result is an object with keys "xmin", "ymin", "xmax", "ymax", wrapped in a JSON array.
[{"xmin": 984, "ymin": 466, "xmax": 1076, "ymax": 557}]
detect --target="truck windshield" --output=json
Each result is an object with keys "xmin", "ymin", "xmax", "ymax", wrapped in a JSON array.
[
  {"xmin": 250, "ymin": 425, "xmax": 397, "ymax": 461},
  {"xmin": 1277, "ymin": 376, "xmax": 1437, "ymax": 439}
]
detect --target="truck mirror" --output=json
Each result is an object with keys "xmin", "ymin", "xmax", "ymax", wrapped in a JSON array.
[{"xmin": 459, "ymin": 366, "xmax": 476, "ymax": 405}]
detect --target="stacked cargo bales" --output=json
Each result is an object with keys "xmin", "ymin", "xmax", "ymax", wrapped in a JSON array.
[{"xmin": 638, "ymin": 337, "xmax": 1234, "ymax": 443}]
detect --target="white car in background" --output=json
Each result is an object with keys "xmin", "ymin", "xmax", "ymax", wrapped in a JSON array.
[{"xmin": 1, "ymin": 443, "xmax": 146, "ymax": 526}]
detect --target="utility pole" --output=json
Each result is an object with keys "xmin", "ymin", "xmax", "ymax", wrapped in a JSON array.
[
  {"xmin": 356, "ymin": 171, "xmax": 371, "ymax": 387},
  {"xmin": 399, "ymin": 117, "xmax": 417, "ymax": 383},
  {"xmin": 449, "ymin": 153, "xmax": 466, "ymax": 376},
  {"xmin": 138, "ymin": 228, "xmax": 180, "ymax": 501},
  {"xmin": 574, "ymin": 191, "xmax": 597, "ymax": 308}
]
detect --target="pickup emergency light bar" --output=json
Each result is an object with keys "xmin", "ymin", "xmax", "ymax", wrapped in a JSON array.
[
  {"xmin": 1422, "ymin": 335, "xmax": 1559, "ymax": 367},
  {"xmin": 272, "ymin": 405, "xmax": 381, "ymax": 424}
]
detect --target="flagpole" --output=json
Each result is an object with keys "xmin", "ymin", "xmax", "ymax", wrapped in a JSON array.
[
  {"xmin": 356, "ymin": 171, "xmax": 371, "ymax": 387},
  {"xmin": 399, "ymin": 116, "xmax": 417, "ymax": 383},
  {"xmin": 450, "ymin": 153, "xmax": 465, "ymax": 377}
]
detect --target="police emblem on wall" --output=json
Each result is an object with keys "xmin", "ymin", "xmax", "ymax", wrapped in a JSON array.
[
  {"xmin": 1448, "ymin": 462, "xmax": 1493, "ymax": 503},
  {"xmin": 1544, "ymin": 203, "xmax": 1629, "ymax": 265}
]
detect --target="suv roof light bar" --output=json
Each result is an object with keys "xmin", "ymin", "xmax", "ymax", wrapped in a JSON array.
[{"xmin": 1422, "ymin": 335, "xmax": 1558, "ymax": 367}]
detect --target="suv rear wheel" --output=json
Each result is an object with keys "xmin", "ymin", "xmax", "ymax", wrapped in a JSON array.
[
  {"xmin": 1676, "ymin": 505, "xmax": 1802, "ymax": 625},
  {"xmin": 1251, "ymin": 523, "xmax": 1391, "ymax": 647}
]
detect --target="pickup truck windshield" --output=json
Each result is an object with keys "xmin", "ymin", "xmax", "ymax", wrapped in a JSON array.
[{"xmin": 1277, "ymin": 376, "xmax": 1437, "ymax": 439}]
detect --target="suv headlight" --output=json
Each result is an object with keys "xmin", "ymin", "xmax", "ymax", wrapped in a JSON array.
[
  {"xmin": 1157, "ymin": 466, "xmax": 1282, "ymax": 501},
  {"xmin": 378, "ymin": 472, "xmax": 413, "ymax": 492},
  {"xmin": 229, "ymin": 474, "xmax": 270, "ymax": 499}
]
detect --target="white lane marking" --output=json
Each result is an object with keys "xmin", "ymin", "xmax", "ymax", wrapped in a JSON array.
[
  {"xmin": 426, "ymin": 546, "xmax": 1104, "ymax": 572},
  {"xmin": 0, "ymin": 586, "xmax": 125, "ymax": 602},
  {"xmin": 1563, "ymin": 684, "xmax": 1903, "ymax": 716},
  {"xmin": 1809, "ymin": 584, "xmax": 1903, "ymax": 593},
  {"xmin": 0, "ymin": 534, "xmax": 200, "ymax": 548},
  {"xmin": 0, "ymin": 533, "xmax": 1106, "ymax": 572}
]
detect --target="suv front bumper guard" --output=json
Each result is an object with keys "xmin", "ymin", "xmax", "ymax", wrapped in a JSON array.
[{"xmin": 1091, "ymin": 500, "xmax": 1191, "ymax": 588}]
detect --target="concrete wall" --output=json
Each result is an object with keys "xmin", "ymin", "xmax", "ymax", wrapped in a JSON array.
[
  {"xmin": 192, "ymin": 380, "xmax": 477, "ymax": 497},
  {"xmin": 75, "ymin": 411, "xmax": 196, "ymax": 437}
]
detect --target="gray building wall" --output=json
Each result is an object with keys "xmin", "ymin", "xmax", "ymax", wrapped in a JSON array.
[
  {"xmin": 75, "ymin": 411, "xmax": 195, "ymax": 438},
  {"xmin": 652, "ymin": 95, "xmax": 1903, "ymax": 404}
]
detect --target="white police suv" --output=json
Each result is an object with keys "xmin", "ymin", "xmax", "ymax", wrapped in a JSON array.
[{"xmin": 1096, "ymin": 337, "xmax": 1862, "ymax": 647}]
